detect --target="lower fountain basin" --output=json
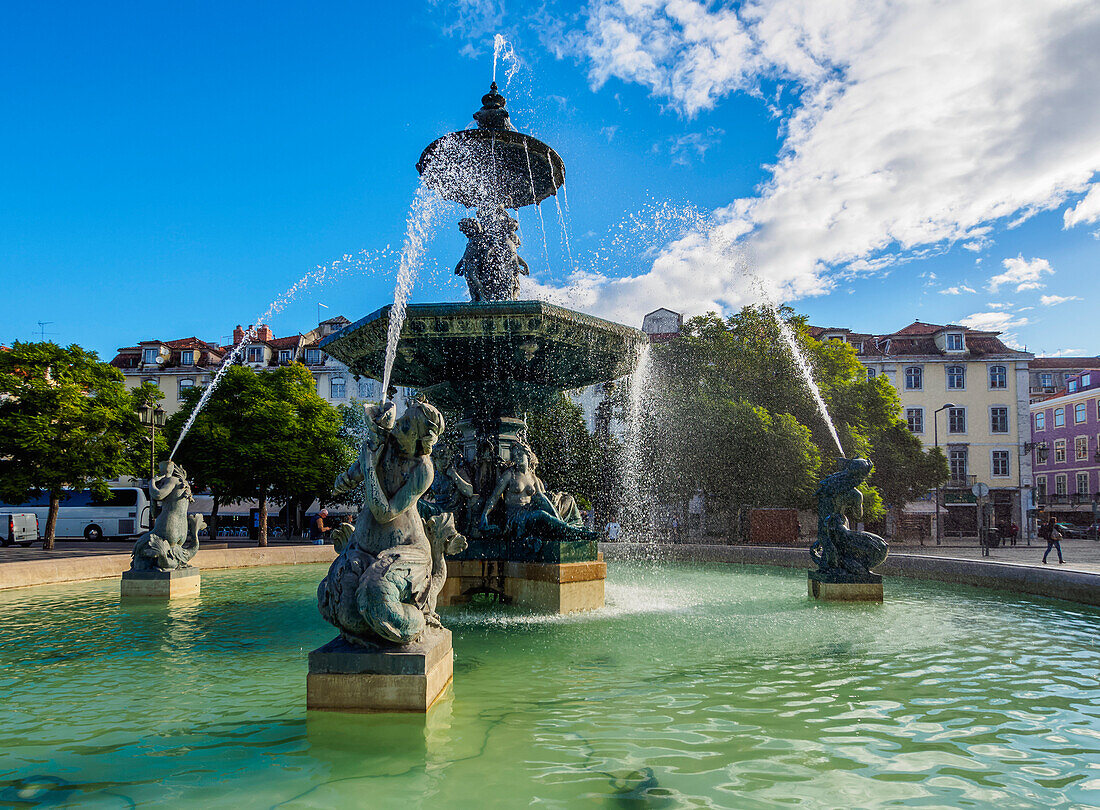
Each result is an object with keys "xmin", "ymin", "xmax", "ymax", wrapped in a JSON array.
[
  {"xmin": 320, "ymin": 300, "xmax": 646, "ymax": 415},
  {"xmin": 2, "ymin": 562, "xmax": 1097, "ymax": 808}
]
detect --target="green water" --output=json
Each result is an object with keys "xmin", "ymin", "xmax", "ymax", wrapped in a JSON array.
[{"xmin": 1, "ymin": 563, "xmax": 1098, "ymax": 809}]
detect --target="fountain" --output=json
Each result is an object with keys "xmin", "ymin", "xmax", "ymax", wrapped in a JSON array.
[{"xmin": 320, "ymin": 82, "xmax": 646, "ymax": 613}]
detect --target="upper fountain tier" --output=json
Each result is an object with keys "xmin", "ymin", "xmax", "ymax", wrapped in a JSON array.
[{"xmin": 415, "ymin": 83, "xmax": 565, "ymax": 210}]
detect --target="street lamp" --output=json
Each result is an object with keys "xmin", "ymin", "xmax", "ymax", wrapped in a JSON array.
[
  {"xmin": 933, "ymin": 403, "xmax": 957, "ymax": 545},
  {"xmin": 137, "ymin": 403, "xmax": 166, "ymax": 519}
]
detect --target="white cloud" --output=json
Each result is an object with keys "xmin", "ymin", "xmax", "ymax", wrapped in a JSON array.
[
  {"xmin": 538, "ymin": 0, "xmax": 1100, "ymax": 325},
  {"xmin": 1063, "ymin": 183, "xmax": 1100, "ymax": 228},
  {"xmin": 986, "ymin": 255, "xmax": 1054, "ymax": 293},
  {"xmin": 1039, "ymin": 348, "xmax": 1084, "ymax": 357},
  {"xmin": 959, "ymin": 311, "xmax": 1030, "ymax": 332},
  {"xmin": 667, "ymin": 127, "xmax": 725, "ymax": 165},
  {"xmin": 600, "ymin": 125, "xmax": 619, "ymax": 142},
  {"xmin": 939, "ymin": 285, "xmax": 976, "ymax": 295},
  {"xmin": 1039, "ymin": 294, "xmax": 1081, "ymax": 305}
]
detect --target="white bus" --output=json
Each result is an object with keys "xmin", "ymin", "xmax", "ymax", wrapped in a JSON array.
[{"xmin": 0, "ymin": 487, "xmax": 152, "ymax": 541}]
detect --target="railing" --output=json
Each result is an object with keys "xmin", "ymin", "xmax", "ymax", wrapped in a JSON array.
[{"xmin": 947, "ymin": 475, "xmax": 977, "ymax": 488}]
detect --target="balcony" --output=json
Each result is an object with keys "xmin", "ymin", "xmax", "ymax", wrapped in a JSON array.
[{"xmin": 946, "ymin": 475, "xmax": 977, "ymax": 489}]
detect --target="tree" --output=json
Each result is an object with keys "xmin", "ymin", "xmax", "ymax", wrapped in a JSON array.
[
  {"xmin": 867, "ymin": 421, "xmax": 949, "ymax": 528},
  {"xmin": 165, "ymin": 364, "xmax": 351, "ymax": 544},
  {"xmin": 0, "ymin": 342, "xmax": 146, "ymax": 548}
]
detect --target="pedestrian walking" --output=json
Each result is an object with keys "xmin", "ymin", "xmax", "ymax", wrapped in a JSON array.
[
  {"xmin": 1040, "ymin": 516, "xmax": 1064, "ymax": 564},
  {"xmin": 1010, "ymin": 522, "xmax": 1019, "ymax": 547}
]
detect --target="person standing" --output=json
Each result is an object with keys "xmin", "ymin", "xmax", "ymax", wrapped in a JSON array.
[
  {"xmin": 1010, "ymin": 522, "xmax": 1019, "ymax": 547},
  {"xmin": 1041, "ymin": 516, "xmax": 1064, "ymax": 564},
  {"xmin": 312, "ymin": 508, "xmax": 331, "ymax": 545}
]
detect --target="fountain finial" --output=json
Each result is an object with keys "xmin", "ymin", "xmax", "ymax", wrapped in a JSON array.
[{"xmin": 474, "ymin": 82, "xmax": 512, "ymax": 131}]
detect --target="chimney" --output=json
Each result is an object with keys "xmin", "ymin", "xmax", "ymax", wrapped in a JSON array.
[
  {"xmin": 232, "ymin": 324, "xmax": 245, "ymax": 344},
  {"xmin": 256, "ymin": 324, "xmax": 274, "ymax": 342}
]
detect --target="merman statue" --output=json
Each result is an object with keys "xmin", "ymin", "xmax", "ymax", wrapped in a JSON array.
[
  {"xmin": 129, "ymin": 461, "xmax": 202, "ymax": 571},
  {"xmin": 810, "ymin": 457, "xmax": 889, "ymax": 580},
  {"xmin": 318, "ymin": 398, "xmax": 465, "ymax": 646}
]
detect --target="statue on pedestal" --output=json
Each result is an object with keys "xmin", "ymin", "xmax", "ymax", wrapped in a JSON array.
[
  {"xmin": 129, "ymin": 461, "xmax": 202, "ymax": 572},
  {"xmin": 454, "ymin": 205, "xmax": 530, "ymax": 301},
  {"xmin": 810, "ymin": 458, "xmax": 888, "ymax": 580},
  {"xmin": 318, "ymin": 398, "xmax": 465, "ymax": 646}
]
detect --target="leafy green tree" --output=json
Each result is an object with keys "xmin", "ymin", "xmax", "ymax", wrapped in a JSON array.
[
  {"xmin": 166, "ymin": 364, "xmax": 350, "ymax": 544},
  {"xmin": 0, "ymin": 342, "xmax": 146, "ymax": 548}
]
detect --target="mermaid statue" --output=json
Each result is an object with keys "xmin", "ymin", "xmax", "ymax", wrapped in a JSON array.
[
  {"xmin": 810, "ymin": 457, "xmax": 889, "ymax": 581},
  {"xmin": 318, "ymin": 398, "xmax": 465, "ymax": 646}
]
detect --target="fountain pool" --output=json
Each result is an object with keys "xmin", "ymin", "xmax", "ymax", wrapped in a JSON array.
[{"xmin": 2, "ymin": 563, "xmax": 1098, "ymax": 808}]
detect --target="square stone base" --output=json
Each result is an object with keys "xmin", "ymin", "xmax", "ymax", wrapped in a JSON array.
[
  {"xmin": 307, "ymin": 628, "xmax": 453, "ymax": 713},
  {"xmin": 437, "ymin": 559, "xmax": 606, "ymax": 613},
  {"xmin": 120, "ymin": 567, "xmax": 200, "ymax": 599},
  {"xmin": 808, "ymin": 572, "xmax": 883, "ymax": 602}
]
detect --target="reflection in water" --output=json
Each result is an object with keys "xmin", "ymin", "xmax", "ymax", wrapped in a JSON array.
[{"xmin": 0, "ymin": 563, "xmax": 1098, "ymax": 808}]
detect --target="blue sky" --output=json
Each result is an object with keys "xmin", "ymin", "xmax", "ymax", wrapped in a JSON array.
[{"xmin": 3, "ymin": 0, "xmax": 1098, "ymax": 359}]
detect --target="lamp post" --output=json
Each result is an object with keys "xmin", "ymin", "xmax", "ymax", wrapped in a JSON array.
[
  {"xmin": 933, "ymin": 403, "xmax": 956, "ymax": 545},
  {"xmin": 137, "ymin": 403, "xmax": 167, "ymax": 520}
]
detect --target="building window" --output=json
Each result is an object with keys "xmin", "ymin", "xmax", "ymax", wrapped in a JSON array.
[
  {"xmin": 357, "ymin": 378, "xmax": 374, "ymax": 398},
  {"xmin": 1040, "ymin": 373, "xmax": 1053, "ymax": 387},
  {"xmin": 992, "ymin": 450, "xmax": 1010, "ymax": 477},
  {"xmin": 949, "ymin": 447, "xmax": 968, "ymax": 481},
  {"xmin": 1075, "ymin": 402, "xmax": 1087, "ymax": 423},
  {"xmin": 305, "ymin": 349, "xmax": 322, "ymax": 365},
  {"xmin": 1068, "ymin": 380, "xmax": 1078, "ymax": 393},
  {"xmin": 1078, "ymin": 472, "xmax": 1091, "ymax": 497},
  {"xmin": 1035, "ymin": 412, "xmax": 1045, "ymax": 431},
  {"xmin": 142, "ymin": 377, "xmax": 158, "ymax": 388},
  {"xmin": 1036, "ymin": 442, "xmax": 1048, "ymax": 464},
  {"xmin": 1084, "ymin": 373, "xmax": 1092, "ymax": 388},
  {"xmin": 1054, "ymin": 439, "xmax": 1066, "ymax": 463},
  {"xmin": 906, "ymin": 407, "xmax": 924, "ymax": 434},
  {"xmin": 1036, "ymin": 476, "xmax": 1047, "ymax": 499},
  {"xmin": 948, "ymin": 407, "xmax": 966, "ymax": 433},
  {"xmin": 946, "ymin": 333, "xmax": 964, "ymax": 351},
  {"xmin": 180, "ymin": 350, "xmax": 194, "ymax": 366},
  {"xmin": 989, "ymin": 365, "xmax": 1007, "ymax": 389},
  {"xmin": 905, "ymin": 366, "xmax": 923, "ymax": 390},
  {"xmin": 279, "ymin": 350, "xmax": 292, "ymax": 364},
  {"xmin": 866, "ymin": 367, "xmax": 876, "ymax": 380},
  {"xmin": 1055, "ymin": 474, "xmax": 1067, "ymax": 496},
  {"xmin": 178, "ymin": 378, "xmax": 194, "ymax": 400},
  {"xmin": 142, "ymin": 348, "xmax": 160, "ymax": 364},
  {"xmin": 1075, "ymin": 436, "xmax": 1088, "ymax": 461},
  {"xmin": 990, "ymin": 407, "xmax": 1009, "ymax": 433},
  {"xmin": 1054, "ymin": 408, "xmax": 1065, "ymax": 427},
  {"xmin": 330, "ymin": 376, "xmax": 346, "ymax": 399},
  {"xmin": 246, "ymin": 346, "xmax": 264, "ymax": 363},
  {"xmin": 946, "ymin": 365, "xmax": 965, "ymax": 389}
]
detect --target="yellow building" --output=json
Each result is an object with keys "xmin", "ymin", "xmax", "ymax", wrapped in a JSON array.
[{"xmin": 811, "ymin": 321, "xmax": 1033, "ymax": 538}]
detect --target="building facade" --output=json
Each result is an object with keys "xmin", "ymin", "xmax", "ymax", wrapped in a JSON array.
[
  {"xmin": 1030, "ymin": 370, "xmax": 1100, "ymax": 523},
  {"xmin": 1028, "ymin": 357, "xmax": 1100, "ymax": 403},
  {"xmin": 811, "ymin": 321, "xmax": 1033, "ymax": 535},
  {"xmin": 111, "ymin": 317, "xmax": 416, "ymax": 416}
]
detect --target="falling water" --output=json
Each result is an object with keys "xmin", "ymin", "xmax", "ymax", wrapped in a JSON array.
[
  {"xmin": 620, "ymin": 343, "xmax": 654, "ymax": 548},
  {"xmin": 553, "ymin": 193, "xmax": 575, "ymax": 273},
  {"xmin": 523, "ymin": 139, "xmax": 551, "ymax": 273},
  {"xmin": 168, "ymin": 247, "xmax": 394, "ymax": 460},
  {"xmin": 380, "ymin": 181, "xmax": 446, "ymax": 397},
  {"xmin": 773, "ymin": 311, "xmax": 845, "ymax": 457}
]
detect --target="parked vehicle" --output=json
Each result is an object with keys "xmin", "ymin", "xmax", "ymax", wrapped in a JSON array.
[
  {"xmin": 0, "ymin": 488, "xmax": 151, "ymax": 541},
  {"xmin": 1054, "ymin": 522, "xmax": 1087, "ymax": 539},
  {"xmin": 1, "ymin": 513, "xmax": 39, "ymax": 547}
]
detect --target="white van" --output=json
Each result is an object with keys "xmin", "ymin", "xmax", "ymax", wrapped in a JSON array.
[
  {"xmin": 1, "ymin": 513, "xmax": 39, "ymax": 547},
  {"xmin": 0, "ymin": 487, "xmax": 151, "ymax": 541}
]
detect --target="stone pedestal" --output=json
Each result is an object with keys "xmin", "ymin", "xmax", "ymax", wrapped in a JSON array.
[
  {"xmin": 438, "ymin": 559, "xmax": 605, "ymax": 613},
  {"xmin": 307, "ymin": 628, "xmax": 453, "ymax": 713},
  {"xmin": 808, "ymin": 571, "xmax": 883, "ymax": 602},
  {"xmin": 120, "ymin": 567, "xmax": 200, "ymax": 599}
]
